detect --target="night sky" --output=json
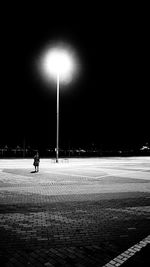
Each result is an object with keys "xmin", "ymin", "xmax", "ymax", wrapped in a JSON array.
[{"xmin": 0, "ymin": 3, "xmax": 149, "ymax": 150}]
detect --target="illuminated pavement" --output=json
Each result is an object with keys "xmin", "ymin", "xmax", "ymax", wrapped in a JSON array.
[{"xmin": 0, "ymin": 157, "xmax": 150, "ymax": 266}]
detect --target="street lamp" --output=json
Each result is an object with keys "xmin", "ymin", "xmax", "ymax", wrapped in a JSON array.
[{"xmin": 40, "ymin": 44, "xmax": 76, "ymax": 162}]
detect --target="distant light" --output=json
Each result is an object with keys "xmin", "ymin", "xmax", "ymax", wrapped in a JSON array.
[{"xmin": 39, "ymin": 43, "xmax": 78, "ymax": 85}]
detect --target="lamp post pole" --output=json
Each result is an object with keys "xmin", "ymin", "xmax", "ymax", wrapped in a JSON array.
[
  {"xmin": 56, "ymin": 72, "xmax": 59, "ymax": 163},
  {"xmin": 39, "ymin": 45, "xmax": 78, "ymax": 163}
]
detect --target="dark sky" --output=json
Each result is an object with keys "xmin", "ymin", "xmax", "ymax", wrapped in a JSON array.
[{"xmin": 0, "ymin": 3, "xmax": 149, "ymax": 149}]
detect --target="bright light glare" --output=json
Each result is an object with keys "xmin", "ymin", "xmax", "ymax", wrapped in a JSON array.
[
  {"xmin": 44, "ymin": 49, "xmax": 73, "ymax": 77},
  {"xmin": 41, "ymin": 46, "xmax": 75, "ymax": 84}
]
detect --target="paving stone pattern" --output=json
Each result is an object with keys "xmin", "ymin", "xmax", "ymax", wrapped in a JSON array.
[
  {"xmin": 0, "ymin": 194, "xmax": 150, "ymax": 266},
  {"xmin": 120, "ymin": 243, "xmax": 150, "ymax": 266},
  {"xmin": 0, "ymin": 158, "xmax": 150, "ymax": 266}
]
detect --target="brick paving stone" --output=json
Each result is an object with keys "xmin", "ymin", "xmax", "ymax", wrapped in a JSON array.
[
  {"xmin": 105, "ymin": 263, "xmax": 114, "ymax": 267},
  {"xmin": 109, "ymin": 260, "xmax": 116, "ymax": 264},
  {"xmin": 114, "ymin": 258, "xmax": 124, "ymax": 264}
]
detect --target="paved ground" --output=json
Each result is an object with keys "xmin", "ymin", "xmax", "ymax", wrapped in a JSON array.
[{"xmin": 0, "ymin": 157, "xmax": 150, "ymax": 266}]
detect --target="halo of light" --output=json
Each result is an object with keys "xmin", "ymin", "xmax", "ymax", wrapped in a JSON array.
[{"xmin": 39, "ymin": 44, "xmax": 77, "ymax": 84}]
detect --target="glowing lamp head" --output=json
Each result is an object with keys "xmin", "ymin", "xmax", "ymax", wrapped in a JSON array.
[{"xmin": 41, "ymin": 46, "xmax": 75, "ymax": 84}]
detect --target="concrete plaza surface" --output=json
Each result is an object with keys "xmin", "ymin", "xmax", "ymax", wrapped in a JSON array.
[{"xmin": 0, "ymin": 157, "xmax": 150, "ymax": 266}]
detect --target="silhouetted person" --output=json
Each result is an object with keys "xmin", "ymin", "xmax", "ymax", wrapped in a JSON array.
[{"xmin": 33, "ymin": 152, "xmax": 40, "ymax": 172}]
